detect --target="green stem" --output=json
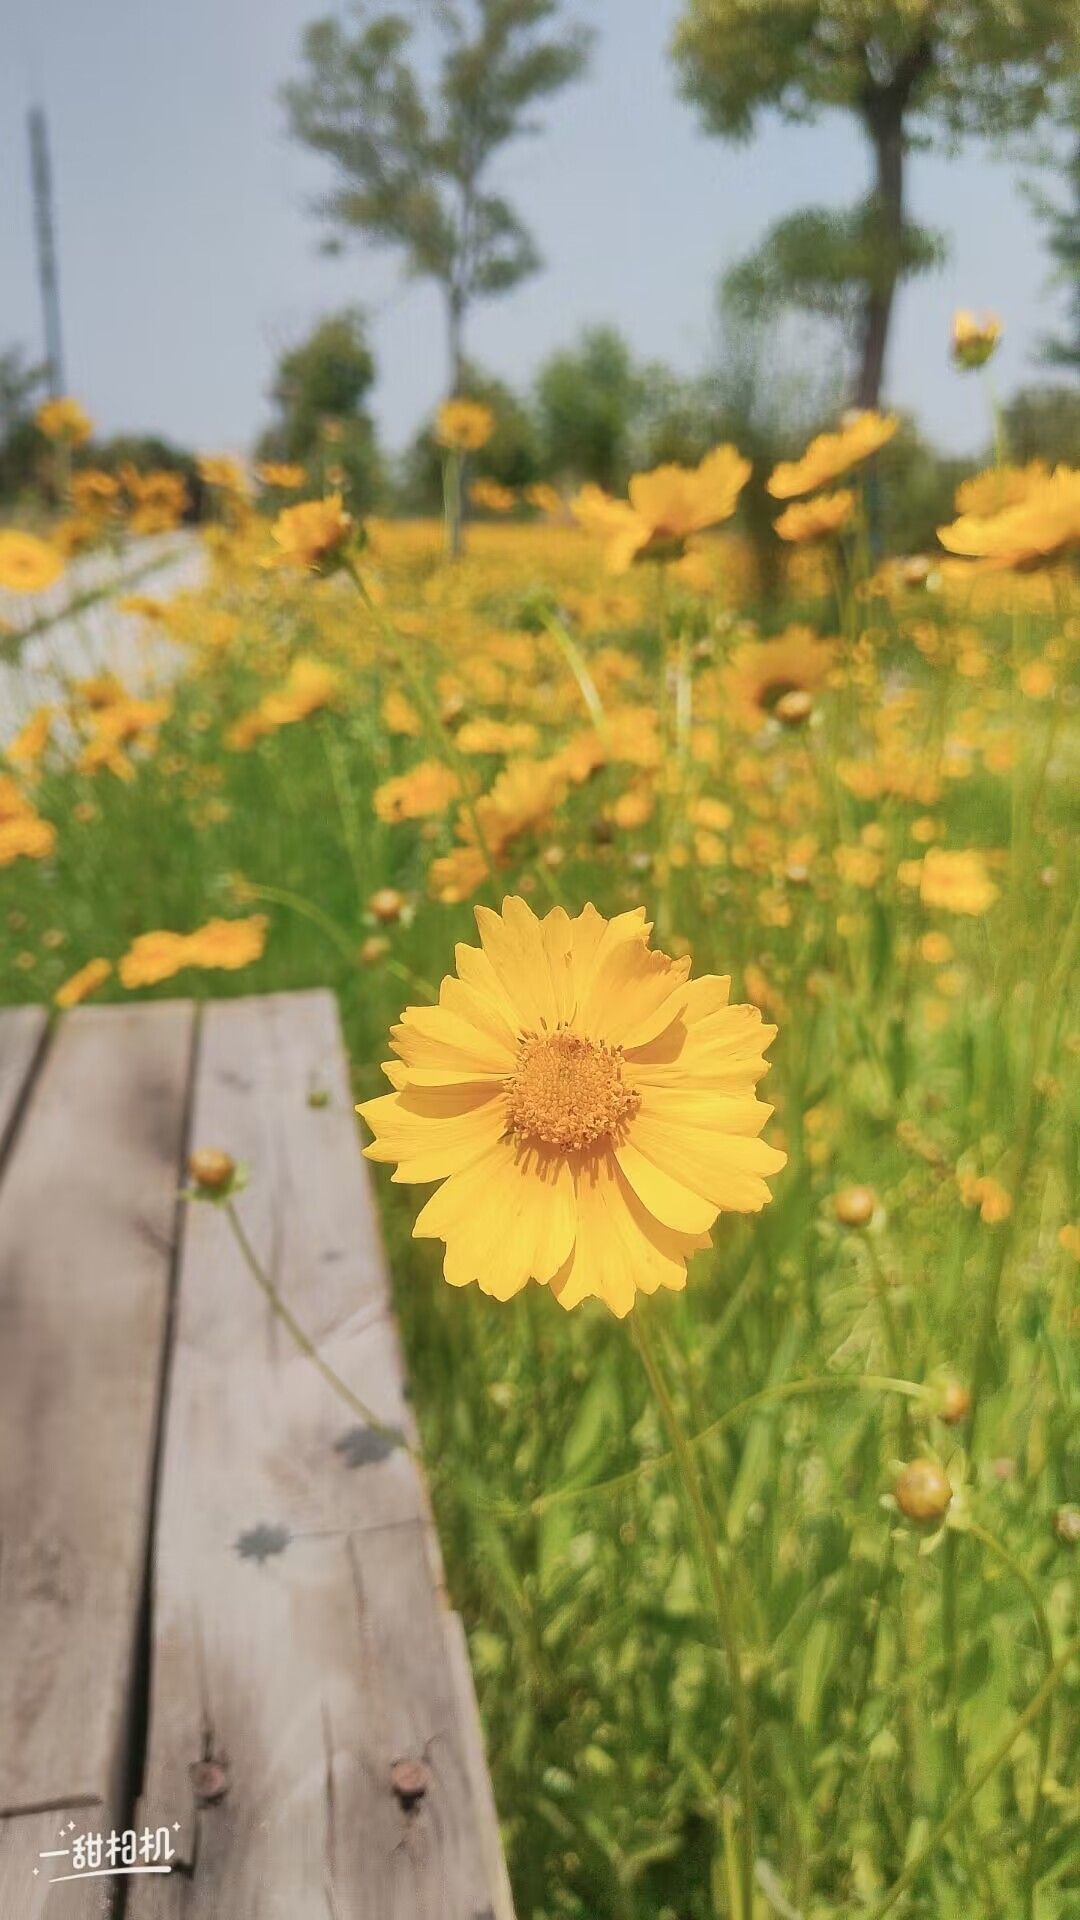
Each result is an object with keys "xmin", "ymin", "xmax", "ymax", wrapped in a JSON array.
[
  {"xmin": 631, "ymin": 1310, "xmax": 755, "ymax": 1920},
  {"xmin": 965, "ymin": 1520, "xmax": 1055, "ymax": 1918},
  {"xmin": 223, "ymin": 1199, "xmax": 412, "ymax": 1455},
  {"xmin": 862, "ymin": 1634, "xmax": 1080, "ymax": 1920},
  {"xmin": 345, "ymin": 557, "xmax": 498, "ymax": 901},
  {"xmin": 528, "ymin": 1372, "xmax": 930, "ymax": 1518}
]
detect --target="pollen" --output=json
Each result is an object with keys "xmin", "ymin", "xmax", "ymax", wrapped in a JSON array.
[{"xmin": 504, "ymin": 1028, "xmax": 640, "ymax": 1153}]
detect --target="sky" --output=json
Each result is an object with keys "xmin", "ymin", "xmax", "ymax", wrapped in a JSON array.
[{"xmin": 1, "ymin": 0, "xmax": 1069, "ymax": 460}]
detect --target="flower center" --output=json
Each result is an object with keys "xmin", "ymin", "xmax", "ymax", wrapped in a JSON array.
[{"xmin": 504, "ymin": 1029, "xmax": 640, "ymax": 1153}]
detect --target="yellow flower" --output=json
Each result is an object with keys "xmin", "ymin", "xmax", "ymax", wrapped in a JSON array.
[
  {"xmin": 953, "ymin": 463, "xmax": 1046, "ymax": 517},
  {"xmin": 525, "ymin": 482, "xmax": 563, "ymax": 516},
  {"xmin": 429, "ymin": 760, "xmax": 566, "ymax": 904},
  {"xmin": 118, "ymin": 915, "xmax": 268, "ymax": 989},
  {"xmin": 255, "ymin": 462, "xmax": 307, "ymax": 490},
  {"xmin": 774, "ymin": 489, "xmax": 855, "ymax": 543},
  {"xmin": 572, "ymin": 446, "xmax": 750, "ymax": 572},
  {"xmin": 374, "ymin": 760, "xmax": 461, "ymax": 823},
  {"xmin": 0, "ymin": 812, "xmax": 56, "ymax": 865},
  {"xmin": 767, "ymin": 412, "xmax": 898, "ymax": 500},
  {"xmin": 358, "ymin": 897, "xmax": 785, "ymax": 1315},
  {"xmin": 0, "ymin": 529, "xmax": 64, "ymax": 594},
  {"xmin": 722, "ymin": 627, "xmax": 835, "ymax": 728},
  {"xmin": 382, "ymin": 687, "xmax": 422, "ymax": 738},
  {"xmin": 470, "ymin": 478, "xmax": 517, "ymax": 514},
  {"xmin": 6, "ymin": 706, "xmax": 55, "ymax": 772},
  {"xmin": 197, "ymin": 454, "xmax": 249, "ymax": 493},
  {"xmin": 958, "ymin": 1171, "xmax": 1012, "ymax": 1224},
  {"xmin": 937, "ymin": 466, "xmax": 1080, "ymax": 570},
  {"xmin": 271, "ymin": 493, "xmax": 354, "ymax": 570},
  {"xmin": 435, "ymin": 398, "xmax": 495, "ymax": 453},
  {"xmin": 905, "ymin": 848, "xmax": 999, "ymax": 916},
  {"xmin": 951, "ymin": 310, "xmax": 1001, "ymax": 371},
  {"xmin": 36, "ymin": 395, "xmax": 93, "ymax": 444},
  {"xmin": 226, "ymin": 657, "xmax": 341, "ymax": 747},
  {"xmin": 55, "ymin": 957, "xmax": 112, "ymax": 1009}
]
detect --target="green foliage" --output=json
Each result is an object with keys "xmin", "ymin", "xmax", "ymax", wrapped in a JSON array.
[
  {"xmin": 258, "ymin": 307, "xmax": 382, "ymax": 509},
  {"xmin": 872, "ymin": 417, "xmax": 973, "ymax": 556},
  {"xmin": 674, "ymin": 0, "xmax": 1080, "ymax": 403},
  {"xmin": 283, "ymin": 0, "xmax": 590, "ymax": 376},
  {"xmin": 1002, "ymin": 384, "xmax": 1080, "ymax": 466},
  {"xmin": 1035, "ymin": 125, "xmax": 1080, "ymax": 370},
  {"xmin": 724, "ymin": 202, "xmax": 946, "ymax": 327},
  {"xmin": 0, "ymin": 345, "xmax": 48, "ymax": 503},
  {"xmin": 672, "ymin": 0, "xmax": 1079, "ymax": 144},
  {"xmin": 535, "ymin": 327, "xmax": 649, "ymax": 490}
]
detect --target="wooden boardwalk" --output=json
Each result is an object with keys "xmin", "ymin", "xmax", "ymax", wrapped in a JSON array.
[{"xmin": 0, "ymin": 993, "xmax": 513, "ymax": 1920}]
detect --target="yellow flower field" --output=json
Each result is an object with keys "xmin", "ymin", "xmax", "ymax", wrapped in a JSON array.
[{"xmin": 1, "ymin": 432, "xmax": 1078, "ymax": 1920}]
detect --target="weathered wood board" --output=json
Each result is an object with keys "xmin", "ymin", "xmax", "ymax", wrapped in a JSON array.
[
  {"xmin": 0, "ymin": 991, "xmax": 511, "ymax": 1920},
  {"xmin": 125, "ymin": 991, "xmax": 510, "ymax": 1919},
  {"xmin": 0, "ymin": 1006, "xmax": 47, "ymax": 1163},
  {"xmin": 0, "ymin": 1002, "xmax": 196, "ymax": 1918}
]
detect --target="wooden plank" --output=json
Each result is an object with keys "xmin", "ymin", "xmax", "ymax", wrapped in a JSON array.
[
  {"xmin": 0, "ymin": 1000, "xmax": 196, "ymax": 1822},
  {"xmin": 0, "ymin": 1006, "xmax": 48, "ymax": 1166},
  {"xmin": 130, "ymin": 990, "xmax": 511, "ymax": 1919}
]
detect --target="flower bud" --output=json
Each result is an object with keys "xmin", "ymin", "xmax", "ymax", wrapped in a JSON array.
[
  {"xmin": 833, "ymin": 1184, "xmax": 876, "ymax": 1228},
  {"xmin": 188, "ymin": 1148, "xmax": 237, "ymax": 1196},
  {"xmin": 775, "ymin": 689, "xmax": 813, "ymax": 728},
  {"xmin": 937, "ymin": 1378, "xmax": 971, "ymax": 1426},
  {"xmin": 1053, "ymin": 1504, "xmax": 1080, "ymax": 1546},
  {"xmin": 895, "ymin": 1459, "xmax": 952, "ymax": 1525},
  {"xmin": 358, "ymin": 934, "xmax": 390, "ymax": 966},
  {"xmin": 368, "ymin": 887, "xmax": 404, "ymax": 925}
]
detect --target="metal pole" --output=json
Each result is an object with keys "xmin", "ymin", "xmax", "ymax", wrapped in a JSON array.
[{"xmin": 28, "ymin": 106, "xmax": 65, "ymax": 396}]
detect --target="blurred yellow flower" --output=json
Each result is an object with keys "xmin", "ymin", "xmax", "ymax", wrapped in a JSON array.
[
  {"xmin": 271, "ymin": 493, "xmax": 354, "ymax": 570},
  {"xmin": 374, "ymin": 760, "xmax": 461, "ymax": 823},
  {"xmin": 774, "ymin": 489, "xmax": 855, "ymax": 543},
  {"xmin": 470, "ymin": 477, "xmax": 517, "ymax": 513},
  {"xmin": 902, "ymin": 847, "xmax": 999, "ymax": 915},
  {"xmin": 358, "ymin": 896, "xmax": 784, "ymax": 1315},
  {"xmin": 36, "ymin": 395, "xmax": 93, "ymax": 444},
  {"xmin": 55, "ymin": 957, "xmax": 112, "ymax": 1009},
  {"xmin": 0, "ymin": 529, "xmax": 64, "ymax": 594},
  {"xmin": 435, "ymin": 398, "xmax": 495, "ymax": 453},
  {"xmin": 937, "ymin": 466, "xmax": 1080, "ymax": 570},
  {"xmin": 951, "ymin": 310, "xmax": 1001, "ymax": 370},
  {"xmin": 767, "ymin": 412, "xmax": 897, "ymax": 500},
  {"xmin": 722, "ymin": 627, "xmax": 834, "ymax": 728},
  {"xmin": 119, "ymin": 915, "xmax": 268, "ymax": 989},
  {"xmin": 573, "ymin": 446, "xmax": 750, "ymax": 572},
  {"xmin": 255, "ymin": 462, "xmax": 307, "ymax": 490}
]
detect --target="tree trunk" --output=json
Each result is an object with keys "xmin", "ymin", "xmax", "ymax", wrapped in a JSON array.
[
  {"xmin": 447, "ymin": 289, "xmax": 466, "ymax": 395},
  {"xmin": 854, "ymin": 91, "xmax": 905, "ymax": 410}
]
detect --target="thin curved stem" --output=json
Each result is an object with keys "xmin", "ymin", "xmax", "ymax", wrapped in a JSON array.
[
  {"xmin": 224, "ymin": 1199, "xmax": 413, "ymax": 1457},
  {"xmin": 862, "ymin": 1634, "xmax": 1080, "ymax": 1920},
  {"xmin": 631, "ymin": 1310, "xmax": 755, "ymax": 1920},
  {"xmin": 965, "ymin": 1520, "xmax": 1055, "ymax": 1918}
]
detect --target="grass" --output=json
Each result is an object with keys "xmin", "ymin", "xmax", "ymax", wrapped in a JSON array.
[{"xmin": 1, "ymin": 507, "xmax": 1078, "ymax": 1919}]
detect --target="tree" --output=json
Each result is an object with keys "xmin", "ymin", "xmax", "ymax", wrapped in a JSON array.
[
  {"xmin": 0, "ymin": 345, "xmax": 47, "ymax": 502},
  {"xmin": 283, "ymin": 0, "xmax": 590, "ymax": 391},
  {"xmin": 1033, "ymin": 115, "xmax": 1080, "ymax": 370},
  {"xmin": 535, "ymin": 326, "xmax": 647, "ymax": 490},
  {"xmin": 673, "ymin": 0, "xmax": 1080, "ymax": 407},
  {"xmin": 258, "ymin": 308, "xmax": 382, "ymax": 507}
]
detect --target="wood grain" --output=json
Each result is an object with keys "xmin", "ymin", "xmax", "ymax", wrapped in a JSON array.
[
  {"xmin": 129, "ymin": 991, "xmax": 511, "ymax": 1919},
  {"xmin": 0, "ymin": 1001, "xmax": 195, "ymax": 1816},
  {"xmin": 0, "ymin": 1006, "xmax": 48, "ymax": 1167}
]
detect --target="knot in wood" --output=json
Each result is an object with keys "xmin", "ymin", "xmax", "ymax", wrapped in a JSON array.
[
  {"xmin": 390, "ymin": 1758, "xmax": 429, "ymax": 1810},
  {"xmin": 189, "ymin": 1758, "xmax": 230, "ymax": 1805}
]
